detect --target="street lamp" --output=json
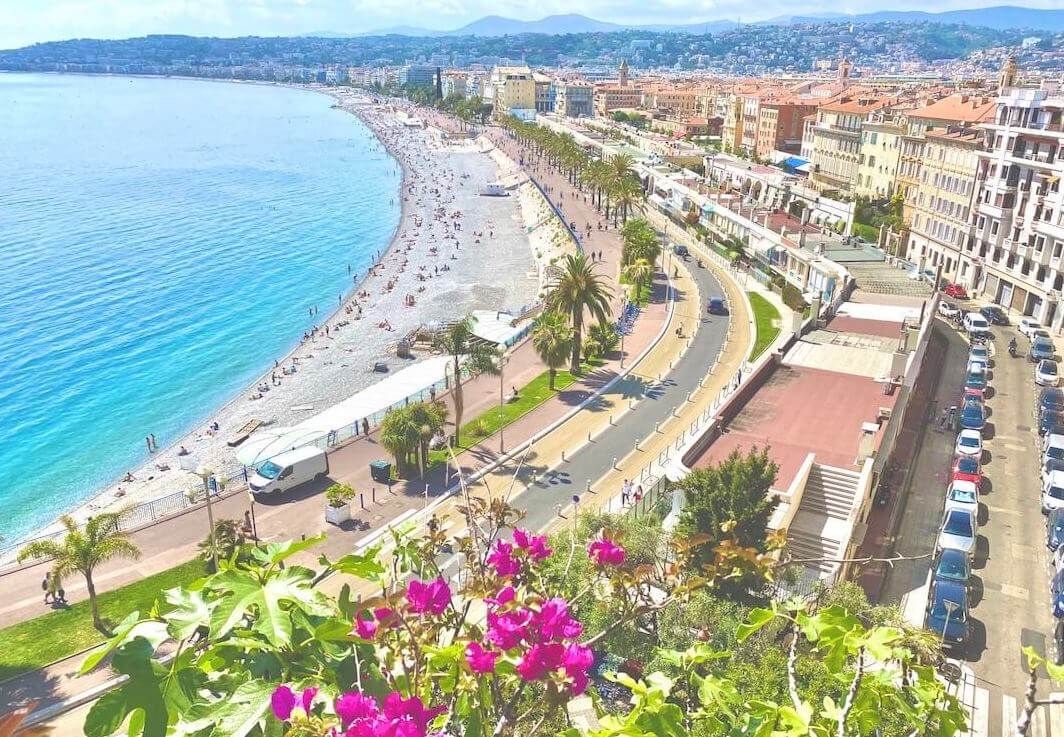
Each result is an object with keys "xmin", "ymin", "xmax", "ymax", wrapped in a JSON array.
[
  {"xmin": 497, "ymin": 350, "xmax": 510, "ymax": 454},
  {"xmin": 246, "ymin": 491, "xmax": 259, "ymax": 542},
  {"xmin": 196, "ymin": 466, "xmax": 219, "ymax": 571}
]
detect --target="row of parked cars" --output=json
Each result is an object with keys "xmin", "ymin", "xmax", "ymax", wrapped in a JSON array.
[{"xmin": 924, "ymin": 336, "xmax": 992, "ymax": 651}]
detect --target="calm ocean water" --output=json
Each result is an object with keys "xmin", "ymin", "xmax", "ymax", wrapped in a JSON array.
[{"xmin": 0, "ymin": 73, "xmax": 400, "ymax": 541}]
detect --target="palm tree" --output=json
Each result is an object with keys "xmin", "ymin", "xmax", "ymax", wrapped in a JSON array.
[
  {"xmin": 379, "ymin": 405, "xmax": 421, "ymax": 478},
  {"xmin": 584, "ymin": 321, "xmax": 621, "ymax": 359},
  {"xmin": 623, "ymin": 258, "xmax": 654, "ymax": 304},
  {"xmin": 613, "ymin": 175, "xmax": 644, "ymax": 225},
  {"xmin": 409, "ymin": 401, "xmax": 448, "ymax": 475},
  {"xmin": 433, "ymin": 317, "xmax": 499, "ymax": 445},
  {"xmin": 548, "ymin": 254, "xmax": 613, "ymax": 373},
  {"xmin": 18, "ymin": 513, "xmax": 141, "ymax": 634},
  {"xmin": 532, "ymin": 312, "xmax": 573, "ymax": 390}
]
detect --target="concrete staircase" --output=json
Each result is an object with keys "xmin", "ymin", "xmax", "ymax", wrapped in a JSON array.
[{"xmin": 785, "ymin": 464, "xmax": 863, "ymax": 581}]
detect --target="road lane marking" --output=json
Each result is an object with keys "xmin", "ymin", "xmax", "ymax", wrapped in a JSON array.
[
  {"xmin": 1000, "ymin": 583, "xmax": 1031, "ymax": 600},
  {"xmin": 1013, "ymin": 543, "xmax": 1039, "ymax": 562},
  {"xmin": 987, "ymin": 506, "xmax": 1022, "ymax": 516}
]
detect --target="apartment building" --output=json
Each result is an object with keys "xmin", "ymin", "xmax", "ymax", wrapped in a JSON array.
[
  {"xmin": 972, "ymin": 82, "xmax": 1064, "ymax": 326},
  {"xmin": 804, "ymin": 96, "xmax": 897, "ymax": 195},
  {"xmin": 904, "ymin": 128, "xmax": 985, "ymax": 286},
  {"xmin": 855, "ymin": 113, "xmax": 905, "ymax": 200},
  {"xmin": 756, "ymin": 100, "xmax": 818, "ymax": 157},
  {"xmin": 490, "ymin": 66, "xmax": 536, "ymax": 120},
  {"xmin": 533, "ymin": 73, "xmax": 554, "ymax": 113},
  {"xmin": 721, "ymin": 95, "xmax": 744, "ymax": 153},
  {"xmin": 555, "ymin": 81, "xmax": 594, "ymax": 118},
  {"xmin": 441, "ymin": 71, "xmax": 468, "ymax": 99},
  {"xmin": 644, "ymin": 86, "xmax": 698, "ymax": 118},
  {"xmin": 398, "ymin": 64, "xmax": 436, "ymax": 87}
]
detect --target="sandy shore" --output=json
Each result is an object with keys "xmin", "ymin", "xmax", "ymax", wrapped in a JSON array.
[{"xmin": 18, "ymin": 91, "xmax": 543, "ymax": 548}]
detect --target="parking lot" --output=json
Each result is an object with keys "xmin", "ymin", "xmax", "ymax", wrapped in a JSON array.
[{"xmin": 882, "ymin": 313, "xmax": 1061, "ymax": 736}]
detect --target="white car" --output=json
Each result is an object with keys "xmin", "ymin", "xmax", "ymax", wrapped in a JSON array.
[
  {"xmin": 939, "ymin": 301, "xmax": 961, "ymax": 319},
  {"xmin": 967, "ymin": 358, "xmax": 989, "ymax": 374},
  {"xmin": 1037, "ymin": 359, "xmax": 1060, "ymax": 387},
  {"xmin": 1044, "ymin": 471, "xmax": 1064, "ymax": 514},
  {"xmin": 944, "ymin": 480, "xmax": 979, "ymax": 517},
  {"xmin": 1020, "ymin": 318, "xmax": 1045, "ymax": 338},
  {"xmin": 969, "ymin": 346, "xmax": 991, "ymax": 365},
  {"xmin": 937, "ymin": 508, "xmax": 977, "ymax": 556},
  {"xmin": 963, "ymin": 313, "xmax": 991, "ymax": 338},
  {"xmin": 955, "ymin": 429, "xmax": 983, "ymax": 457}
]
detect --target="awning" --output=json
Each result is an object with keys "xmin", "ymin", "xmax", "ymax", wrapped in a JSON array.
[{"xmin": 470, "ymin": 310, "xmax": 527, "ymax": 348}]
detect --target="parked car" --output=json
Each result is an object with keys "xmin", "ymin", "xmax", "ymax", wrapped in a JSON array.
[
  {"xmin": 925, "ymin": 579, "xmax": 970, "ymax": 650},
  {"xmin": 937, "ymin": 508, "xmax": 977, "ymax": 556},
  {"xmin": 938, "ymin": 301, "xmax": 961, "ymax": 319},
  {"xmin": 963, "ymin": 312, "xmax": 992, "ymax": 338},
  {"xmin": 969, "ymin": 345, "xmax": 991, "ymax": 364},
  {"xmin": 962, "ymin": 386, "xmax": 985, "ymax": 403},
  {"xmin": 1032, "ymin": 338, "xmax": 1056, "ymax": 363},
  {"xmin": 967, "ymin": 357, "xmax": 989, "ymax": 374},
  {"xmin": 959, "ymin": 400, "xmax": 985, "ymax": 431},
  {"xmin": 964, "ymin": 365, "xmax": 988, "ymax": 391},
  {"xmin": 955, "ymin": 429, "xmax": 983, "ymax": 457},
  {"xmin": 1049, "ymin": 509, "xmax": 1064, "ymax": 551},
  {"xmin": 1037, "ymin": 359, "xmax": 1060, "ymax": 387},
  {"xmin": 908, "ymin": 267, "xmax": 935, "ymax": 282},
  {"xmin": 943, "ymin": 283, "xmax": 969, "ymax": 299},
  {"xmin": 672, "ymin": 244, "xmax": 689, "ymax": 257},
  {"xmin": 1043, "ymin": 472, "xmax": 1064, "ymax": 514},
  {"xmin": 1032, "ymin": 329, "xmax": 1053, "ymax": 342},
  {"xmin": 944, "ymin": 480, "xmax": 979, "ymax": 517},
  {"xmin": 1040, "ymin": 388, "xmax": 1064, "ymax": 414},
  {"xmin": 1040, "ymin": 410, "xmax": 1064, "ymax": 437},
  {"xmin": 1020, "ymin": 318, "xmax": 1045, "ymax": 338},
  {"xmin": 933, "ymin": 547, "xmax": 971, "ymax": 585},
  {"xmin": 980, "ymin": 305, "xmax": 1009, "ymax": 325},
  {"xmin": 951, "ymin": 455, "xmax": 982, "ymax": 485},
  {"xmin": 1046, "ymin": 459, "xmax": 1064, "ymax": 483}
]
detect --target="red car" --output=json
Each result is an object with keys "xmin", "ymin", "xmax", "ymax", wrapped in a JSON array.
[
  {"xmin": 952, "ymin": 455, "xmax": 982, "ymax": 485},
  {"xmin": 962, "ymin": 387, "xmax": 984, "ymax": 403},
  {"xmin": 943, "ymin": 283, "xmax": 969, "ymax": 299}
]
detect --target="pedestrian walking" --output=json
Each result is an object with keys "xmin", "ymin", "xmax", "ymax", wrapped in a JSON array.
[
  {"xmin": 42, "ymin": 572, "xmax": 52, "ymax": 604},
  {"xmin": 362, "ymin": 418, "xmax": 370, "ymax": 436},
  {"xmin": 241, "ymin": 510, "xmax": 253, "ymax": 538}
]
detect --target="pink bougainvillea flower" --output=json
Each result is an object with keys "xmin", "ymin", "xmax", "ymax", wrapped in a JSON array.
[
  {"xmin": 516, "ymin": 642, "xmax": 564, "ymax": 682},
  {"xmin": 486, "ymin": 608, "xmax": 532, "ymax": 650},
  {"xmin": 563, "ymin": 643, "xmax": 595, "ymax": 694},
  {"xmin": 588, "ymin": 538, "xmax": 627, "ymax": 566},
  {"xmin": 353, "ymin": 614, "xmax": 378, "ymax": 641},
  {"xmin": 271, "ymin": 685, "xmax": 317, "ymax": 721},
  {"xmin": 336, "ymin": 692, "xmax": 379, "ymax": 728},
  {"xmin": 465, "ymin": 642, "xmax": 500, "ymax": 674},
  {"xmin": 381, "ymin": 692, "xmax": 446, "ymax": 734},
  {"xmin": 485, "ymin": 584, "xmax": 515, "ymax": 609},
  {"xmin": 513, "ymin": 528, "xmax": 552, "ymax": 560},
  {"xmin": 373, "ymin": 607, "xmax": 396, "ymax": 625},
  {"xmin": 406, "ymin": 577, "xmax": 451, "ymax": 615},
  {"xmin": 534, "ymin": 598, "xmax": 583, "ymax": 641},
  {"xmin": 486, "ymin": 540, "xmax": 521, "ymax": 577}
]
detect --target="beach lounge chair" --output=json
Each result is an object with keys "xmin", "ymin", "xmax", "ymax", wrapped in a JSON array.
[{"xmin": 228, "ymin": 419, "xmax": 263, "ymax": 447}]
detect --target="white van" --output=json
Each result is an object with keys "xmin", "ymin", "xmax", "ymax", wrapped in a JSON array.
[
  {"xmin": 963, "ymin": 312, "xmax": 991, "ymax": 337},
  {"xmin": 248, "ymin": 446, "xmax": 328, "ymax": 496}
]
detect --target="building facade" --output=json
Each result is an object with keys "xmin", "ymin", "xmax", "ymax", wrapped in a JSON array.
[
  {"xmin": 854, "ymin": 115, "xmax": 905, "ymax": 200},
  {"xmin": 756, "ymin": 100, "xmax": 818, "ymax": 157},
  {"xmin": 490, "ymin": 66, "xmax": 536, "ymax": 119},
  {"xmin": 804, "ymin": 97, "xmax": 895, "ymax": 195},
  {"xmin": 555, "ymin": 81, "xmax": 594, "ymax": 118}
]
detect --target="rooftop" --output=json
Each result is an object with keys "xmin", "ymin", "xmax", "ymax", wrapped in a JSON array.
[{"xmin": 906, "ymin": 94, "xmax": 995, "ymax": 124}]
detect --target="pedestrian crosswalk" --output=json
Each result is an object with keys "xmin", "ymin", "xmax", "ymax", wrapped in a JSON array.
[{"xmin": 948, "ymin": 665, "xmax": 1064, "ymax": 737}]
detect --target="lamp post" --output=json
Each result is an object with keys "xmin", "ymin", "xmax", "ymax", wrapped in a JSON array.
[
  {"xmin": 197, "ymin": 466, "xmax": 218, "ymax": 571},
  {"xmin": 246, "ymin": 491, "xmax": 259, "ymax": 541},
  {"xmin": 498, "ymin": 350, "xmax": 510, "ymax": 454}
]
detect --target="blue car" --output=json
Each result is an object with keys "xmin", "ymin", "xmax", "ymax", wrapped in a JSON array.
[
  {"xmin": 959, "ymin": 401, "xmax": 985, "ymax": 431},
  {"xmin": 1041, "ymin": 388, "xmax": 1064, "ymax": 415},
  {"xmin": 1039, "ymin": 410, "xmax": 1064, "ymax": 436},
  {"xmin": 925, "ymin": 579, "xmax": 969, "ymax": 649},
  {"xmin": 933, "ymin": 548, "xmax": 971, "ymax": 584},
  {"xmin": 1049, "ymin": 509, "xmax": 1064, "ymax": 551},
  {"xmin": 707, "ymin": 298, "xmax": 727, "ymax": 315},
  {"xmin": 964, "ymin": 369, "xmax": 987, "ymax": 391},
  {"xmin": 1033, "ymin": 338, "xmax": 1057, "ymax": 362}
]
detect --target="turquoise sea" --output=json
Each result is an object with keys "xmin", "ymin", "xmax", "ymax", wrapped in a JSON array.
[{"xmin": 0, "ymin": 73, "xmax": 400, "ymax": 541}]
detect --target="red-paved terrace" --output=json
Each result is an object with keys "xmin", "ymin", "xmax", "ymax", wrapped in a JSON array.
[
  {"xmin": 824, "ymin": 315, "xmax": 906, "ymax": 340},
  {"xmin": 692, "ymin": 365, "xmax": 897, "ymax": 489}
]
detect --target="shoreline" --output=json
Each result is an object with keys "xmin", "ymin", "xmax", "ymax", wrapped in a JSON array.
[{"xmin": 4, "ymin": 83, "xmax": 543, "ymax": 554}]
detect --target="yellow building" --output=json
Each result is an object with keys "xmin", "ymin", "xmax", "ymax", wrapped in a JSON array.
[
  {"xmin": 720, "ymin": 94, "xmax": 744, "ymax": 153},
  {"xmin": 854, "ymin": 114, "xmax": 905, "ymax": 200},
  {"xmin": 803, "ymin": 96, "xmax": 896, "ymax": 195},
  {"xmin": 490, "ymin": 66, "xmax": 536, "ymax": 119}
]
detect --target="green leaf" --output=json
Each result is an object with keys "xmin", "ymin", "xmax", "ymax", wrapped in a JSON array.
[
  {"xmin": 1047, "ymin": 661, "xmax": 1064, "ymax": 684},
  {"xmin": 259, "ymin": 534, "xmax": 326, "ymax": 565},
  {"xmin": 322, "ymin": 548, "xmax": 385, "ymax": 582},
  {"xmin": 863, "ymin": 626, "xmax": 902, "ymax": 661},
  {"xmin": 177, "ymin": 679, "xmax": 274, "ymax": 737},
  {"xmin": 1023, "ymin": 645, "xmax": 1046, "ymax": 671},
  {"xmin": 634, "ymin": 703, "xmax": 685, "ymax": 737},
  {"xmin": 163, "ymin": 587, "xmax": 212, "ymax": 641},
  {"xmin": 83, "ymin": 638, "xmax": 168, "ymax": 737},
  {"xmin": 736, "ymin": 608, "xmax": 774, "ymax": 642},
  {"xmin": 80, "ymin": 614, "xmax": 169, "ymax": 675},
  {"xmin": 207, "ymin": 565, "xmax": 329, "ymax": 646}
]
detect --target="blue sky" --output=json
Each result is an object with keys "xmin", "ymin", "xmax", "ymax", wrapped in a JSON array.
[{"xmin": 0, "ymin": 0, "xmax": 1058, "ymax": 50}]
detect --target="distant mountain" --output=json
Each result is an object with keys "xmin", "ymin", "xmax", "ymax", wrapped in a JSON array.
[
  {"xmin": 451, "ymin": 13, "xmax": 624, "ymax": 36},
  {"xmin": 780, "ymin": 5, "xmax": 1064, "ymax": 31}
]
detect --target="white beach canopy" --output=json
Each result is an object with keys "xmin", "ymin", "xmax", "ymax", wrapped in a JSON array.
[
  {"xmin": 470, "ymin": 310, "xmax": 526, "ymax": 348},
  {"xmin": 237, "ymin": 356, "xmax": 453, "ymax": 466}
]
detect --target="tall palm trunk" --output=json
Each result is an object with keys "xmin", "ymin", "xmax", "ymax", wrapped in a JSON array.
[
  {"xmin": 570, "ymin": 308, "xmax": 584, "ymax": 373},
  {"xmin": 86, "ymin": 571, "xmax": 104, "ymax": 633},
  {"xmin": 452, "ymin": 355, "xmax": 464, "ymax": 444}
]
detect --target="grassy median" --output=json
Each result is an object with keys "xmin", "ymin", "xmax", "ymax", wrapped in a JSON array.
[
  {"xmin": 748, "ymin": 292, "xmax": 782, "ymax": 360},
  {"xmin": 0, "ymin": 558, "xmax": 205, "ymax": 681}
]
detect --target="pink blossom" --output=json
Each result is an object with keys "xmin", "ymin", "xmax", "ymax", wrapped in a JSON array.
[
  {"xmin": 406, "ymin": 578, "xmax": 451, "ymax": 615},
  {"xmin": 465, "ymin": 642, "xmax": 499, "ymax": 674},
  {"xmin": 373, "ymin": 607, "xmax": 396, "ymax": 625},
  {"xmin": 486, "ymin": 540, "xmax": 521, "ymax": 577},
  {"xmin": 336, "ymin": 692, "xmax": 379, "ymax": 728},
  {"xmin": 563, "ymin": 643, "xmax": 595, "ymax": 695},
  {"xmin": 271, "ymin": 685, "xmax": 317, "ymax": 721},
  {"xmin": 354, "ymin": 615, "xmax": 378, "ymax": 640},
  {"xmin": 513, "ymin": 528, "xmax": 552, "ymax": 560},
  {"xmin": 516, "ymin": 642, "xmax": 564, "ymax": 681},
  {"xmin": 486, "ymin": 608, "xmax": 532, "ymax": 650},
  {"xmin": 381, "ymin": 692, "xmax": 446, "ymax": 734},
  {"xmin": 484, "ymin": 584, "xmax": 515, "ymax": 609},
  {"xmin": 533, "ymin": 598, "xmax": 583, "ymax": 641},
  {"xmin": 588, "ymin": 538, "xmax": 627, "ymax": 566}
]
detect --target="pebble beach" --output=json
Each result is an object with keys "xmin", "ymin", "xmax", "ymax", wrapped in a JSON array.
[{"xmin": 19, "ymin": 90, "xmax": 552, "ymax": 547}]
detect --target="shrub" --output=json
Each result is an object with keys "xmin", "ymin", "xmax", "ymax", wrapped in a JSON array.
[{"xmin": 325, "ymin": 483, "xmax": 354, "ymax": 508}]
